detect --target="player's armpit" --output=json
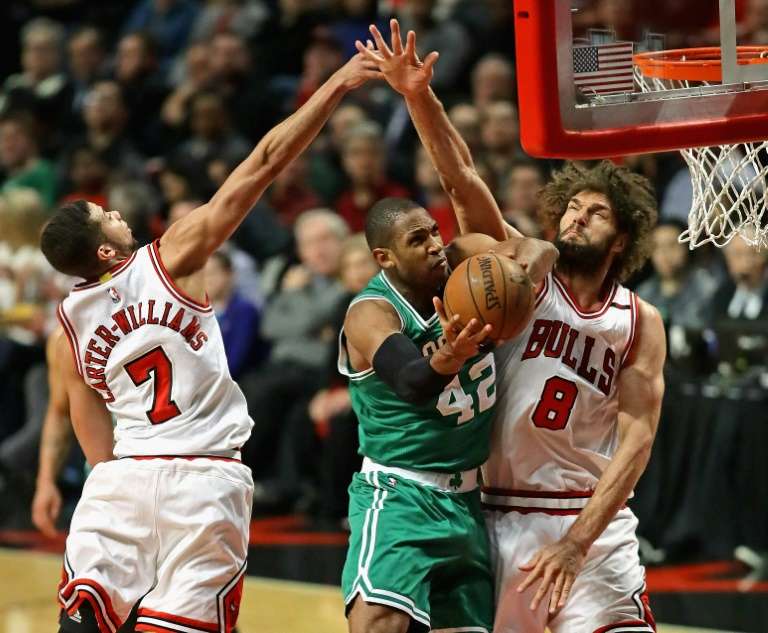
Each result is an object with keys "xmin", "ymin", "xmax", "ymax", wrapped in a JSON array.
[{"xmin": 55, "ymin": 334, "xmax": 115, "ymax": 467}]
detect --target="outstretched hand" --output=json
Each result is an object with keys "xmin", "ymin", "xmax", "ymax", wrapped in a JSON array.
[
  {"xmin": 334, "ymin": 47, "xmax": 386, "ymax": 91},
  {"xmin": 355, "ymin": 18, "xmax": 439, "ymax": 97},
  {"xmin": 517, "ymin": 537, "xmax": 586, "ymax": 614},
  {"xmin": 432, "ymin": 297, "xmax": 492, "ymax": 369}
]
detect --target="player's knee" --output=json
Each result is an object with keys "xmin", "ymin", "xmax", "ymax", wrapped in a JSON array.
[
  {"xmin": 58, "ymin": 602, "xmax": 101, "ymax": 633},
  {"xmin": 348, "ymin": 597, "xmax": 410, "ymax": 633}
]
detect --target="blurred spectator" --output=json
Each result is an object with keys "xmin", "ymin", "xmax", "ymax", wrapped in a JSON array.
[
  {"xmin": 448, "ymin": 102, "xmax": 482, "ymax": 154},
  {"xmin": 636, "ymin": 221, "xmax": 717, "ymax": 331},
  {"xmin": 335, "ymin": 121, "xmax": 409, "ymax": 231},
  {"xmin": 501, "ymin": 158, "xmax": 545, "ymax": 238},
  {"xmin": 107, "ymin": 178, "xmax": 159, "ymax": 245},
  {"xmin": 471, "ymin": 53, "xmax": 515, "ymax": 111},
  {"xmin": 79, "ymin": 80, "xmax": 145, "ymax": 177},
  {"xmin": 157, "ymin": 162, "xmax": 204, "ymax": 215},
  {"xmin": 452, "ymin": 0, "xmax": 516, "ymax": 59},
  {"xmin": 0, "ymin": 112, "xmax": 56, "ymax": 208},
  {"xmin": 414, "ymin": 146, "xmax": 456, "ymax": 242},
  {"xmin": 268, "ymin": 155, "xmax": 322, "ymax": 226},
  {"xmin": 67, "ymin": 26, "xmax": 108, "ymax": 117},
  {"xmin": 740, "ymin": 0, "xmax": 768, "ymax": 44},
  {"xmin": 302, "ymin": 234, "xmax": 378, "ymax": 522},
  {"xmin": 204, "ymin": 250, "xmax": 266, "ymax": 379},
  {"xmin": 206, "ymin": 31, "xmax": 279, "ymax": 141},
  {"xmin": 191, "ymin": 0, "xmax": 270, "ymax": 42},
  {"xmin": 396, "ymin": 0, "xmax": 471, "ymax": 90},
  {"xmin": 114, "ymin": 31, "xmax": 169, "ymax": 156},
  {"xmin": 329, "ymin": 0, "xmax": 388, "ymax": 59},
  {"xmin": 168, "ymin": 90, "xmax": 250, "ymax": 184},
  {"xmin": 253, "ymin": 0, "xmax": 330, "ymax": 77},
  {"xmin": 59, "ymin": 144, "xmax": 110, "ymax": 209},
  {"xmin": 293, "ymin": 33, "xmax": 345, "ymax": 108},
  {"xmin": 711, "ymin": 230, "xmax": 768, "ymax": 321},
  {"xmin": 242, "ymin": 209, "xmax": 349, "ymax": 487},
  {"xmin": 162, "ymin": 41, "xmax": 215, "ymax": 129},
  {"xmin": 0, "ymin": 18, "xmax": 72, "ymax": 144},
  {"xmin": 0, "ymin": 189, "xmax": 57, "ymax": 491},
  {"xmin": 309, "ymin": 102, "xmax": 367, "ymax": 203},
  {"xmin": 122, "ymin": 0, "xmax": 201, "ymax": 66},
  {"xmin": 479, "ymin": 100, "xmax": 523, "ymax": 186}
]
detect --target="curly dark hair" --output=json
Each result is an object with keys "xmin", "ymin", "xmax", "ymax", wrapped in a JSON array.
[{"xmin": 539, "ymin": 160, "xmax": 658, "ymax": 282}]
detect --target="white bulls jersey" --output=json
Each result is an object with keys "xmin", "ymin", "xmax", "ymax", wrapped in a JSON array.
[
  {"xmin": 483, "ymin": 272, "xmax": 638, "ymax": 497},
  {"xmin": 57, "ymin": 241, "xmax": 253, "ymax": 458}
]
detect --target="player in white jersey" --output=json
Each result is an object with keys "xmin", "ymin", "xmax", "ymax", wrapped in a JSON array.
[
  {"xmin": 39, "ymin": 53, "xmax": 381, "ymax": 633},
  {"xmin": 359, "ymin": 22, "xmax": 666, "ymax": 633}
]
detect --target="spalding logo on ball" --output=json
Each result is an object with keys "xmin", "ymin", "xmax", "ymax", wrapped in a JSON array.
[{"xmin": 443, "ymin": 254, "xmax": 535, "ymax": 342}]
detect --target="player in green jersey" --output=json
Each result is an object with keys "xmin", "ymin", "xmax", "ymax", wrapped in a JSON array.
[{"xmin": 339, "ymin": 196, "xmax": 556, "ymax": 633}]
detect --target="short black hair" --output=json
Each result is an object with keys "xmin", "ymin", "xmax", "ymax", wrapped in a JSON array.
[
  {"xmin": 40, "ymin": 199, "xmax": 105, "ymax": 278},
  {"xmin": 365, "ymin": 197, "xmax": 422, "ymax": 250}
]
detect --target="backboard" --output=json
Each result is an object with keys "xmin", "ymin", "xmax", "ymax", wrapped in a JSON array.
[{"xmin": 514, "ymin": 0, "xmax": 768, "ymax": 158}]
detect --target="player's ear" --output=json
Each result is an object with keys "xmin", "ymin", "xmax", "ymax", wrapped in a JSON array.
[
  {"xmin": 611, "ymin": 232, "xmax": 628, "ymax": 255},
  {"xmin": 97, "ymin": 242, "xmax": 117, "ymax": 263},
  {"xmin": 372, "ymin": 247, "xmax": 395, "ymax": 270}
]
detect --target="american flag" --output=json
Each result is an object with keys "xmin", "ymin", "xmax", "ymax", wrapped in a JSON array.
[{"xmin": 573, "ymin": 41, "xmax": 634, "ymax": 95}]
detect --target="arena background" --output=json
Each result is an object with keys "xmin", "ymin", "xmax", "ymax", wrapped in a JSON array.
[{"xmin": 0, "ymin": 1, "xmax": 766, "ymax": 631}]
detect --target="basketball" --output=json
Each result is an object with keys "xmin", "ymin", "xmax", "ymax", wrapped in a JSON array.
[{"xmin": 443, "ymin": 254, "xmax": 535, "ymax": 342}]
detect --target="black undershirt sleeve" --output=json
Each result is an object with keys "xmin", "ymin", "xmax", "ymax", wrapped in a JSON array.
[{"xmin": 372, "ymin": 332, "xmax": 455, "ymax": 404}]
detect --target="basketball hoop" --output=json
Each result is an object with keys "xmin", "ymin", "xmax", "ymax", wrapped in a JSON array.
[{"xmin": 634, "ymin": 46, "xmax": 768, "ymax": 250}]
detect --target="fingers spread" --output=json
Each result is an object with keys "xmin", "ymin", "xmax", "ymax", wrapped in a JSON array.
[
  {"xmin": 355, "ymin": 40, "xmax": 381, "ymax": 62},
  {"xmin": 423, "ymin": 51, "xmax": 440, "ymax": 72},
  {"xmin": 390, "ymin": 18, "xmax": 404, "ymax": 55},
  {"xmin": 369, "ymin": 24, "xmax": 392, "ymax": 58},
  {"xmin": 405, "ymin": 30, "xmax": 417, "ymax": 64}
]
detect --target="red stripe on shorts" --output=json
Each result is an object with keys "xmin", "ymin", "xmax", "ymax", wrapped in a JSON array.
[{"xmin": 137, "ymin": 608, "xmax": 219, "ymax": 632}]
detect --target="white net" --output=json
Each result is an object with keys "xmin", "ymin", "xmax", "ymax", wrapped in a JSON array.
[{"xmin": 634, "ymin": 68, "xmax": 768, "ymax": 250}]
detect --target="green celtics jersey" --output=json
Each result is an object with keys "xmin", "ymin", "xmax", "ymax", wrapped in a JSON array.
[{"xmin": 339, "ymin": 271, "xmax": 497, "ymax": 472}]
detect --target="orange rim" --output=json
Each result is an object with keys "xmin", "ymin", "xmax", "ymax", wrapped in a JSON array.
[{"xmin": 634, "ymin": 46, "xmax": 768, "ymax": 82}]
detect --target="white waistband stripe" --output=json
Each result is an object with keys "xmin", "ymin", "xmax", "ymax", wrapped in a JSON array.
[{"xmin": 361, "ymin": 458, "xmax": 478, "ymax": 493}]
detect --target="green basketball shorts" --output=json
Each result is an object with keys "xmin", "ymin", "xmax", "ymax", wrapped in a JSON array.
[{"xmin": 341, "ymin": 466, "xmax": 493, "ymax": 632}]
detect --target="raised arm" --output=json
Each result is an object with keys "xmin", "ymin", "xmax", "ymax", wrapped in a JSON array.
[
  {"xmin": 446, "ymin": 233, "xmax": 557, "ymax": 287},
  {"xmin": 159, "ymin": 53, "xmax": 380, "ymax": 280},
  {"xmin": 358, "ymin": 20, "xmax": 512, "ymax": 241},
  {"xmin": 517, "ymin": 299, "xmax": 666, "ymax": 613},
  {"xmin": 31, "ymin": 328, "xmax": 74, "ymax": 536},
  {"xmin": 55, "ymin": 332, "xmax": 115, "ymax": 467},
  {"xmin": 344, "ymin": 297, "xmax": 490, "ymax": 404}
]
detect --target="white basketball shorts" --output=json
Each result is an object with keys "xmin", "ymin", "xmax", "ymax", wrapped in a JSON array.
[
  {"xmin": 485, "ymin": 500, "xmax": 655, "ymax": 633},
  {"xmin": 58, "ymin": 457, "xmax": 253, "ymax": 633}
]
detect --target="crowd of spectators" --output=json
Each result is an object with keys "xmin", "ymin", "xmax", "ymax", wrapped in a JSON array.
[{"xmin": 0, "ymin": 0, "xmax": 767, "ymax": 554}]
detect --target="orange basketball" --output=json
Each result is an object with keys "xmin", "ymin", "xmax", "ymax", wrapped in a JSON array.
[{"xmin": 443, "ymin": 254, "xmax": 535, "ymax": 342}]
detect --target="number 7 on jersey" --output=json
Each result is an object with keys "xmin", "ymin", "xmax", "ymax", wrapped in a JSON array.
[{"xmin": 124, "ymin": 346, "xmax": 182, "ymax": 424}]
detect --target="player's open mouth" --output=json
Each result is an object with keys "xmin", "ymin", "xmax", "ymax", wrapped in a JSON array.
[{"xmin": 431, "ymin": 257, "xmax": 448, "ymax": 269}]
